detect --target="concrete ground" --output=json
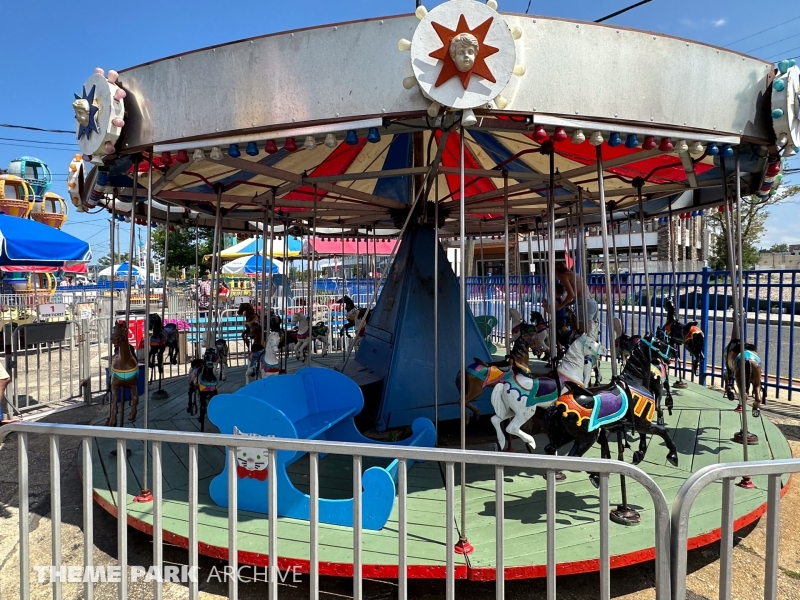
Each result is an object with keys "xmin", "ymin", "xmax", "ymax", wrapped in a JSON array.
[{"xmin": 1, "ymin": 386, "xmax": 799, "ymax": 599}]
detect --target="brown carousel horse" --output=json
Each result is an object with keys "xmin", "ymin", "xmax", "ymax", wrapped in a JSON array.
[
  {"xmin": 724, "ymin": 338, "xmax": 764, "ymax": 416},
  {"xmin": 661, "ymin": 298, "xmax": 705, "ymax": 377},
  {"xmin": 237, "ymin": 302, "xmax": 263, "ymax": 352},
  {"xmin": 107, "ymin": 321, "xmax": 140, "ymax": 427}
]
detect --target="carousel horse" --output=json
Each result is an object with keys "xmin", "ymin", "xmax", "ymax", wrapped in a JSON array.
[
  {"xmin": 214, "ymin": 338, "xmax": 229, "ymax": 381},
  {"xmin": 245, "ymin": 331, "xmax": 284, "ymax": 384},
  {"xmin": 542, "ymin": 332, "xmax": 679, "ymax": 484},
  {"xmin": 613, "ymin": 317, "xmax": 640, "ymax": 366},
  {"xmin": 337, "ymin": 296, "xmax": 370, "ymax": 338},
  {"xmin": 509, "ymin": 309, "xmax": 549, "ymax": 357},
  {"xmin": 457, "ymin": 332, "xmax": 537, "ymax": 424},
  {"xmin": 291, "ymin": 313, "xmax": 329, "ymax": 359},
  {"xmin": 269, "ymin": 310, "xmax": 283, "ymax": 333},
  {"xmin": 237, "ymin": 303, "xmax": 263, "ymax": 352},
  {"xmin": 106, "ymin": 321, "xmax": 140, "ymax": 427},
  {"xmin": 661, "ymin": 298, "xmax": 705, "ymax": 377},
  {"xmin": 148, "ymin": 313, "xmax": 167, "ymax": 384},
  {"xmin": 724, "ymin": 339, "xmax": 764, "ymax": 416},
  {"xmin": 163, "ymin": 321, "xmax": 179, "ymax": 365},
  {"xmin": 187, "ymin": 347, "xmax": 219, "ymax": 432},
  {"xmin": 489, "ymin": 333, "xmax": 604, "ymax": 453}
]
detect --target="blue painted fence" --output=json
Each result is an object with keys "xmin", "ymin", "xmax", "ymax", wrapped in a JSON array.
[{"xmin": 465, "ymin": 269, "xmax": 800, "ymax": 401}]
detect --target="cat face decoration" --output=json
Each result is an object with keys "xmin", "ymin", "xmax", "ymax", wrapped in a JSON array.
[{"xmin": 233, "ymin": 426, "xmax": 274, "ymax": 481}]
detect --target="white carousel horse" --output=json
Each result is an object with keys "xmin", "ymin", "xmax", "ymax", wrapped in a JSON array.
[
  {"xmin": 490, "ymin": 333, "xmax": 603, "ymax": 453},
  {"xmin": 291, "ymin": 313, "xmax": 329, "ymax": 359},
  {"xmin": 245, "ymin": 331, "xmax": 282, "ymax": 384}
]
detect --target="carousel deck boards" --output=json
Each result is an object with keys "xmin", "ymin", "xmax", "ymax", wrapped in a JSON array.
[{"xmin": 85, "ymin": 357, "xmax": 791, "ymax": 579}]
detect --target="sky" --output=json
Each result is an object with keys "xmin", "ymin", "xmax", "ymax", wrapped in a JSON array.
[{"xmin": 1, "ymin": 0, "xmax": 798, "ymax": 261}]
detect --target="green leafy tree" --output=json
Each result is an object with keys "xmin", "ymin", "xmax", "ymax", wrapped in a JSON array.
[
  {"xmin": 151, "ymin": 226, "xmax": 215, "ymax": 277},
  {"xmin": 97, "ymin": 253, "xmax": 129, "ymax": 267},
  {"xmin": 764, "ymin": 243, "xmax": 789, "ymax": 253},
  {"xmin": 709, "ymin": 183, "xmax": 799, "ymax": 271}
]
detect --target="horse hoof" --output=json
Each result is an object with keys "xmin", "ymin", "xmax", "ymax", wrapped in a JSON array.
[
  {"xmin": 494, "ymin": 442, "xmax": 503, "ymax": 452},
  {"xmin": 667, "ymin": 452, "xmax": 679, "ymax": 467},
  {"xmin": 657, "ymin": 417, "xmax": 665, "ymax": 427},
  {"xmin": 632, "ymin": 451, "xmax": 644, "ymax": 464},
  {"xmin": 525, "ymin": 443, "xmax": 536, "ymax": 454},
  {"xmin": 752, "ymin": 409, "xmax": 761, "ymax": 418},
  {"xmin": 554, "ymin": 471, "xmax": 567, "ymax": 482},
  {"xmin": 588, "ymin": 474, "xmax": 600, "ymax": 489}
]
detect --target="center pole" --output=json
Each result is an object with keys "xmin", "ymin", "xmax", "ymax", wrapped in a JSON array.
[
  {"xmin": 634, "ymin": 180, "xmax": 654, "ymax": 334},
  {"xmin": 455, "ymin": 126, "xmax": 473, "ymax": 556},
  {"xmin": 265, "ymin": 193, "xmax": 276, "ymax": 336},
  {"xmin": 134, "ymin": 157, "xmax": 154, "ymax": 503},
  {"xmin": 434, "ymin": 179, "xmax": 440, "ymax": 441},
  {"xmin": 668, "ymin": 202, "xmax": 688, "ymax": 388},
  {"xmin": 597, "ymin": 146, "xmax": 638, "ymax": 525},
  {"xmin": 152, "ymin": 205, "xmax": 170, "ymax": 400},
  {"xmin": 503, "ymin": 171, "xmax": 510, "ymax": 352},
  {"xmin": 547, "ymin": 150, "xmax": 557, "ymax": 367}
]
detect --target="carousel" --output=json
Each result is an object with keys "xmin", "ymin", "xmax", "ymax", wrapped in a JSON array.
[{"xmin": 71, "ymin": 0, "xmax": 797, "ymax": 588}]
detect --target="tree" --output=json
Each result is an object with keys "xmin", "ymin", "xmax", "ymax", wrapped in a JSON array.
[
  {"xmin": 151, "ymin": 226, "xmax": 215, "ymax": 277},
  {"xmin": 97, "ymin": 253, "xmax": 129, "ymax": 267},
  {"xmin": 764, "ymin": 243, "xmax": 789, "ymax": 253},
  {"xmin": 708, "ymin": 183, "xmax": 799, "ymax": 271}
]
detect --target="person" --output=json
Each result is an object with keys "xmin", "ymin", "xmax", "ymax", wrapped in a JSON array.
[
  {"xmin": 0, "ymin": 360, "xmax": 10, "ymax": 422},
  {"xmin": 198, "ymin": 275, "xmax": 211, "ymax": 313},
  {"xmin": 554, "ymin": 261, "xmax": 599, "ymax": 338},
  {"xmin": 543, "ymin": 283, "xmax": 572, "ymax": 350}
]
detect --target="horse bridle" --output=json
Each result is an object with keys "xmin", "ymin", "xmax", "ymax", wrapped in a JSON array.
[{"xmin": 641, "ymin": 335, "xmax": 672, "ymax": 363}]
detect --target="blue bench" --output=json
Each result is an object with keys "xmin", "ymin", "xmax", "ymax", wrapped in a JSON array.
[
  {"xmin": 186, "ymin": 316, "xmax": 245, "ymax": 346},
  {"xmin": 207, "ymin": 367, "xmax": 435, "ymax": 530}
]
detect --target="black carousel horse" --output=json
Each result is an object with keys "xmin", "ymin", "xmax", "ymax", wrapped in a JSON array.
[
  {"xmin": 724, "ymin": 338, "xmax": 765, "ymax": 416},
  {"xmin": 337, "ymin": 295, "xmax": 370, "ymax": 338},
  {"xmin": 148, "ymin": 313, "xmax": 167, "ymax": 384},
  {"xmin": 542, "ymin": 332, "xmax": 679, "ymax": 485},
  {"xmin": 661, "ymin": 297, "xmax": 705, "ymax": 377},
  {"xmin": 187, "ymin": 347, "xmax": 219, "ymax": 432}
]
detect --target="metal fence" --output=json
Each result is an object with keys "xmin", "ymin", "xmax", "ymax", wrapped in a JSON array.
[
  {"xmin": 466, "ymin": 268, "xmax": 800, "ymax": 399},
  {"xmin": 4, "ymin": 421, "xmax": 671, "ymax": 600},
  {"xmin": 671, "ymin": 459, "xmax": 797, "ymax": 600}
]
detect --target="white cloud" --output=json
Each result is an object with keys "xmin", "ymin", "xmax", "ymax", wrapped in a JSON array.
[{"xmin": 711, "ymin": 18, "xmax": 727, "ymax": 27}]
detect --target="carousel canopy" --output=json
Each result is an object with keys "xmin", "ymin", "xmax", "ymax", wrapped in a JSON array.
[
  {"xmin": 73, "ymin": 6, "xmax": 791, "ymax": 237},
  {"xmin": 0, "ymin": 214, "xmax": 91, "ymax": 267},
  {"xmin": 219, "ymin": 236, "xmax": 302, "ymax": 259},
  {"xmin": 221, "ymin": 254, "xmax": 284, "ymax": 276},
  {"xmin": 0, "ymin": 263, "xmax": 88, "ymax": 274}
]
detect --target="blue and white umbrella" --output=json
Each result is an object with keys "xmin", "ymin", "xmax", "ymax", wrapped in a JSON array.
[
  {"xmin": 221, "ymin": 254, "xmax": 284, "ymax": 276},
  {"xmin": 0, "ymin": 214, "xmax": 91, "ymax": 267}
]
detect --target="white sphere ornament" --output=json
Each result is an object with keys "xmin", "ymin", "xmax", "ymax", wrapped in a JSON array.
[
  {"xmin": 210, "ymin": 147, "xmax": 223, "ymax": 160},
  {"xmin": 415, "ymin": 5, "xmax": 428, "ymax": 19},
  {"xmin": 771, "ymin": 65, "xmax": 800, "ymax": 150},
  {"xmin": 486, "ymin": 0, "xmax": 498, "ymax": 10},
  {"xmin": 398, "ymin": 38, "xmax": 412, "ymax": 52},
  {"xmin": 589, "ymin": 131, "xmax": 604, "ymax": 146},
  {"xmin": 403, "ymin": 76, "xmax": 418, "ymax": 90}
]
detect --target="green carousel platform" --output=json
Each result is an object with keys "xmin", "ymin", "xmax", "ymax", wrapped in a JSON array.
[{"xmin": 83, "ymin": 355, "xmax": 792, "ymax": 580}]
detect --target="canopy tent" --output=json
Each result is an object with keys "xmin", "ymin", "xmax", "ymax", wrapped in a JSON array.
[
  {"xmin": 305, "ymin": 237, "xmax": 398, "ymax": 257},
  {"xmin": 219, "ymin": 236, "xmax": 302, "ymax": 259},
  {"xmin": 97, "ymin": 262, "xmax": 143, "ymax": 278},
  {"xmin": 0, "ymin": 214, "xmax": 91, "ymax": 267},
  {"xmin": 221, "ymin": 254, "xmax": 284, "ymax": 276}
]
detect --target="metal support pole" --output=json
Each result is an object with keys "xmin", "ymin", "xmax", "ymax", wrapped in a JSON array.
[
  {"xmin": 194, "ymin": 226, "xmax": 200, "ymax": 359},
  {"xmin": 535, "ymin": 218, "xmax": 544, "ymax": 312},
  {"xmin": 135, "ymin": 158, "xmax": 154, "ymax": 502},
  {"xmin": 596, "ymin": 150, "xmax": 618, "ymax": 374},
  {"xmin": 635, "ymin": 181, "xmax": 653, "ymax": 334},
  {"xmin": 479, "ymin": 221, "xmax": 486, "ymax": 317},
  {"xmin": 266, "ymin": 194, "xmax": 276, "ymax": 333},
  {"xmin": 609, "ymin": 205, "xmax": 622, "ymax": 320},
  {"xmin": 515, "ymin": 220, "xmax": 522, "ymax": 317},
  {"xmin": 434, "ymin": 182, "xmax": 439, "ymax": 440},
  {"xmin": 208, "ymin": 186, "xmax": 223, "ymax": 343},
  {"xmin": 503, "ymin": 171, "xmax": 510, "ymax": 351},
  {"xmin": 577, "ymin": 192, "xmax": 590, "ymax": 343},
  {"xmin": 153, "ymin": 206, "xmax": 170, "ymax": 399},
  {"xmin": 309, "ymin": 185, "xmax": 318, "ymax": 366},
  {"xmin": 548, "ymin": 152, "xmax": 557, "ymax": 365},
  {"xmin": 455, "ymin": 127, "xmax": 472, "ymax": 556},
  {"xmin": 109, "ymin": 201, "xmax": 116, "ymax": 384},
  {"xmin": 123, "ymin": 160, "xmax": 139, "ymax": 327}
]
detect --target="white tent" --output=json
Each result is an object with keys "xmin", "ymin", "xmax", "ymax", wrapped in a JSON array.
[{"xmin": 97, "ymin": 262, "xmax": 144, "ymax": 279}]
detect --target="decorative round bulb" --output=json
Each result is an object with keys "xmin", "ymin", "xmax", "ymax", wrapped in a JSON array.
[
  {"xmin": 589, "ymin": 131, "xmax": 604, "ymax": 146},
  {"xmin": 642, "ymin": 135, "xmax": 656, "ymax": 150},
  {"xmin": 624, "ymin": 134, "xmax": 639, "ymax": 148},
  {"xmin": 367, "ymin": 127, "xmax": 382, "ymax": 143},
  {"xmin": 571, "ymin": 129, "xmax": 585, "ymax": 144},
  {"xmin": 398, "ymin": 38, "xmax": 412, "ymax": 52},
  {"xmin": 227, "ymin": 144, "xmax": 241, "ymax": 158},
  {"xmin": 246, "ymin": 142, "xmax": 259, "ymax": 156},
  {"xmin": 773, "ymin": 79, "xmax": 786, "ymax": 92},
  {"xmin": 607, "ymin": 132, "xmax": 622, "ymax": 147},
  {"xmin": 552, "ymin": 127, "xmax": 568, "ymax": 142},
  {"xmin": 94, "ymin": 67, "xmax": 105, "ymax": 75},
  {"xmin": 772, "ymin": 108, "xmax": 784, "ymax": 119},
  {"xmin": 676, "ymin": 139, "xmax": 689, "ymax": 154},
  {"xmin": 264, "ymin": 140, "xmax": 278, "ymax": 154},
  {"xmin": 658, "ymin": 137, "xmax": 673, "ymax": 152},
  {"xmin": 706, "ymin": 142, "xmax": 719, "ymax": 156},
  {"xmin": 461, "ymin": 109, "xmax": 478, "ymax": 127},
  {"xmin": 345, "ymin": 130, "xmax": 359, "ymax": 145},
  {"xmin": 403, "ymin": 76, "xmax": 417, "ymax": 90},
  {"xmin": 494, "ymin": 95, "xmax": 509, "ymax": 109},
  {"xmin": 513, "ymin": 65, "xmax": 526, "ymax": 76},
  {"xmin": 415, "ymin": 5, "xmax": 427, "ymax": 19},
  {"xmin": 284, "ymin": 137, "xmax": 297, "ymax": 152},
  {"xmin": 324, "ymin": 133, "xmax": 337, "ymax": 148},
  {"xmin": 192, "ymin": 149, "xmax": 205, "ymax": 162},
  {"xmin": 721, "ymin": 144, "xmax": 734, "ymax": 157},
  {"xmin": 210, "ymin": 147, "xmax": 222, "ymax": 160},
  {"xmin": 303, "ymin": 135, "xmax": 316, "ymax": 151},
  {"xmin": 532, "ymin": 125, "xmax": 548, "ymax": 143},
  {"xmin": 176, "ymin": 150, "xmax": 190, "ymax": 164},
  {"xmin": 487, "ymin": 0, "xmax": 498, "ymax": 9},
  {"xmin": 511, "ymin": 26, "xmax": 522, "ymax": 40},
  {"xmin": 104, "ymin": 141, "xmax": 116, "ymax": 155},
  {"xmin": 689, "ymin": 141, "xmax": 704, "ymax": 156}
]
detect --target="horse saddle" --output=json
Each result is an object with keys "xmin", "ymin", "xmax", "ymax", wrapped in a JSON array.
[
  {"xmin": 563, "ymin": 379, "xmax": 619, "ymax": 399},
  {"xmin": 473, "ymin": 356, "xmax": 510, "ymax": 370}
]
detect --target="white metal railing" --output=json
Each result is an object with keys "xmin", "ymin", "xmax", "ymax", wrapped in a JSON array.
[
  {"xmin": 671, "ymin": 459, "xmax": 800, "ymax": 600},
  {"xmin": 4, "ymin": 421, "xmax": 671, "ymax": 600}
]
